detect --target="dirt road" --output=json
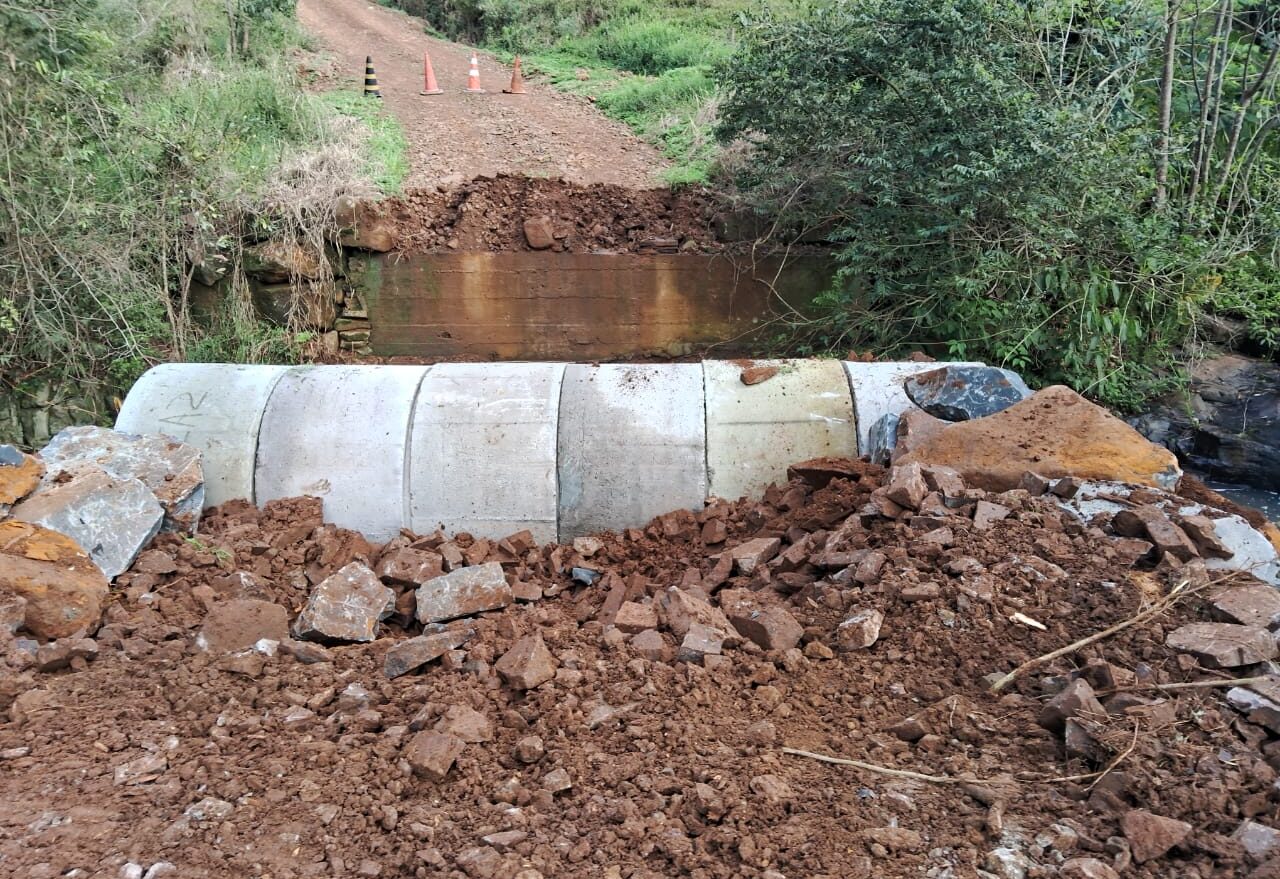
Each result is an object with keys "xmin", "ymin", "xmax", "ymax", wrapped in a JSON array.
[{"xmin": 297, "ymin": 0, "xmax": 669, "ymax": 189}]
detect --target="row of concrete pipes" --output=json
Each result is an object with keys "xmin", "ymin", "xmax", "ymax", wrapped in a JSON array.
[{"xmin": 116, "ymin": 361, "xmax": 973, "ymax": 543}]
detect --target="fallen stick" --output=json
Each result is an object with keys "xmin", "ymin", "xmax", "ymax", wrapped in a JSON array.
[
  {"xmin": 780, "ymin": 747, "xmax": 1012, "ymax": 786},
  {"xmin": 1099, "ymin": 675, "xmax": 1270, "ymax": 697},
  {"xmin": 989, "ymin": 579, "xmax": 1195, "ymax": 694}
]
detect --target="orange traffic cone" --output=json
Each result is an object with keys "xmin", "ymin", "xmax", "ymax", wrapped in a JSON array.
[
  {"xmin": 502, "ymin": 56, "xmax": 527, "ymax": 95},
  {"xmin": 420, "ymin": 52, "xmax": 443, "ymax": 95},
  {"xmin": 465, "ymin": 52, "xmax": 485, "ymax": 93}
]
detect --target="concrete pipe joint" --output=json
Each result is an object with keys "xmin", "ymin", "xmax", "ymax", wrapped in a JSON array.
[{"xmin": 116, "ymin": 360, "xmax": 956, "ymax": 543}]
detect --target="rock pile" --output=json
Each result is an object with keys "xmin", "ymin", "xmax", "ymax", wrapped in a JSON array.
[
  {"xmin": 0, "ymin": 427, "xmax": 204, "ymax": 640},
  {"xmin": 3, "ymin": 446, "xmax": 1280, "ymax": 877}
]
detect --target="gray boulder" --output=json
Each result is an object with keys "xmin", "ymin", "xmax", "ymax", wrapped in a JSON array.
[
  {"xmin": 10, "ymin": 464, "xmax": 163, "ymax": 579},
  {"xmin": 904, "ymin": 365, "xmax": 1032, "ymax": 422},
  {"xmin": 39, "ymin": 426, "xmax": 204, "ymax": 531}
]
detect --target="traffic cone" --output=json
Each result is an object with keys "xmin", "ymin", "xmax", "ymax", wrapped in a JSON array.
[
  {"xmin": 420, "ymin": 52, "xmax": 443, "ymax": 95},
  {"xmin": 502, "ymin": 56, "xmax": 527, "ymax": 95},
  {"xmin": 363, "ymin": 55, "xmax": 381, "ymax": 99},
  {"xmin": 465, "ymin": 52, "xmax": 485, "ymax": 93}
]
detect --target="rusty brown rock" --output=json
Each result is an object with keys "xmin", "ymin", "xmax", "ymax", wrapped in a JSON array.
[
  {"xmin": 739, "ymin": 364, "xmax": 779, "ymax": 386},
  {"xmin": 384, "ymin": 628, "xmax": 473, "ymax": 679},
  {"xmin": 0, "ymin": 447, "xmax": 43, "ymax": 509},
  {"xmin": 1112, "ymin": 507, "xmax": 1199, "ymax": 562},
  {"xmin": 723, "ymin": 600, "xmax": 803, "ymax": 651},
  {"xmin": 415, "ymin": 562, "xmax": 512, "ymax": 624},
  {"xmin": 1121, "ymin": 809, "xmax": 1192, "ymax": 863},
  {"xmin": 1166, "ymin": 622, "xmax": 1277, "ymax": 668},
  {"xmin": 405, "ymin": 731, "xmax": 465, "ymax": 782},
  {"xmin": 494, "ymin": 633, "xmax": 557, "ymax": 690},
  {"xmin": 1211, "ymin": 585, "xmax": 1280, "ymax": 628},
  {"xmin": 377, "ymin": 548, "xmax": 445, "ymax": 586},
  {"xmin": 197, "ymin": 599, "xmax": 289, "ymax": 654},
  {"xmin": 659, "ymin": 588, "xmax": 735, "ymax": 643},
  {"xmin": 1038, "ymin": 679, "xmax": 1106, "ymax": 734},
  {"xmin": 0, "ymin": 520, "xmax": 109, "ymax": 640},
  {"xmin": 613, "ymin": 601, "xmax": 658, "ymax": 634},
  {"xmin": 523, "ymin": 216, "xmax": 555, "ymax": 250},
  {"xmin": 786, "ymin": 456, "xmax": 865, "ymax": 490},
  {"xmin": 897, "ymin": 385, "xmax": 1181, "ymax": 492},
  {"xmin": 728, "ymin": 537, "xmax": 781, "ymax": 575}
]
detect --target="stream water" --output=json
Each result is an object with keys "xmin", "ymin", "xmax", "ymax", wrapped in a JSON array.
[{"xmin": 1202, "ymin": 476, "xmax": 1280, "ymax": 523}]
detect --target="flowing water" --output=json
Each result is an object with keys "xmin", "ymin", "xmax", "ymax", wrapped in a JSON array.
[{"xmin": 1202, "ymin": 476, "xmax": 1280, "ymax": 523}]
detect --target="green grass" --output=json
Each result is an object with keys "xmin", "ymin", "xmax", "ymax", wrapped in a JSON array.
[{"xmin": 321, "ymin": 92, "xmax": 411, "ymax": 194}]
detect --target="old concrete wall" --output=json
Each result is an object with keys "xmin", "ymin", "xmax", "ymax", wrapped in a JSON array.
[{"xmin": 349, "ymin": 252, "xmax": 834, "ymax": 360}]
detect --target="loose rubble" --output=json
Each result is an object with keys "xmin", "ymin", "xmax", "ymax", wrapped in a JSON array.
[{"xmin": 3, "ymin": 434, "xmax": 1280, "ymax": 877}]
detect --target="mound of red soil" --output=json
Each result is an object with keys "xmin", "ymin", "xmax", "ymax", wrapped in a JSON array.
[{"xmin": 2, "ymin": 463, "xmax": 1277, "ymax": 878}]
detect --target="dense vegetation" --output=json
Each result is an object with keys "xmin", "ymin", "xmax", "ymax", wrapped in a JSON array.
[
  {"xmin": 389, "ymin": 0, "xmax": 1280, "ymax": 409},
  {"xmin": 0, "ymin": 0, "xmax": 404, "ymax": 411},
  {"xmin": 719, "ymin": 0, "xmax": 1280, "ymax": 408}
]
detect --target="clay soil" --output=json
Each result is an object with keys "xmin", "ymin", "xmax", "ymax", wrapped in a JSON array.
[
  {"xmin": 371, "ymin": 175, "xmax": 726, "ymax": 255},
  {"xmin": 2, "ymin": 465, "xmax": 1279, "ymax": 878},
  {"xmin": 297, "ymin": 0, "xmax": 668, "ymax": 191}
]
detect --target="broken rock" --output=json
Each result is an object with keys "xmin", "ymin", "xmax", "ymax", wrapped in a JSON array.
[
  {"xmin": 384, "ymin": 629, "xmax": 473, "ymax": 679},
  {"xmin": 728, "ymin": 537, "xmax": 781, "ymax": 575},
  {"xmin": 293, "ymin": 562, "xmax": 394, "ymax": 643},
  {"xmin": 0, "ymin": 521, "xmax": 109, "ymax": 640},
  {"xmin": 1038, "ymin": 679, "xmax": 1106, "ymax": 734},
  {"xmin": 196, "ymin": 600, "xmax": 289, "ymax": 654},
  {"xmin": 1121, "ymin": 809, "xmax": 1192, "ymax": 863},
  {"xmin": 11, "ymin": 464, "xmax": 164, "ymax": 579},
  {"xmin": 1112, "ymin": 506, "xmax": 1199, "ymax": 562},
  {"xmin": 416, "ymin": 562, "xmax": 512, "ymax": 624},
  {"xmin": 405, "ymin": 731, "xmax": 465, "ymax": 782},
  {"xmin": 613, "ymin": 601, "xmax": 658, "ymax": 635},
  {"xmin": 904, "ymin": 364, "xmax": 1032, "ymax": 422},
  {"xmin": 836, "ymin": 609, "xmax": 884, "ymax": 651},
  {"xmin": 885, "ymin": 462, "xmax": 928, "ymax": 511},
  {"xmin": 724, "ymin": 601, "xmax": 803, "ymax": 652},
  {"xmin": 1211, "ymin": 585, "xmax": 1280, "ymax": 629},
  {"xmin": 1166, "ymin": 622, "xmax": 1277, "ymax": 668},
  {"xmin": 494, "ymin": 633, "xmax": 557, "ymax": 690},
  {"xmin": 677, "ymin": 623, "xmax": 724, "ymax": 664},
  {"xmin": 0, "ymin": 445, "xmax": 43, "ymax": 514},
  {"xmin": 39, "ymin": 426, "xmax": 205, "ymax": 531}
]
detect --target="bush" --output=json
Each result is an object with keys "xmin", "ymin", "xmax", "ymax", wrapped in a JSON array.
[
  {"xmin": 0, "ymin": 0, "xmax": 392, "ymax": 400},
  {"xmin": 581, "ymin": 19, "xmax": 730, "ymax": 74},
  {"xmin": 717, "ymin": 0, "xmax": 1206, "ymax": 408}
]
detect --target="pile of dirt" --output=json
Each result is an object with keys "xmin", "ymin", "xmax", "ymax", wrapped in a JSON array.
[
  {"xmin": 2, "ymin": 461, "xmax": 1279, "ymax": 878},
  {"xmin": 377, "ymin": 175, "xmax": 728, "ymax": 254}
]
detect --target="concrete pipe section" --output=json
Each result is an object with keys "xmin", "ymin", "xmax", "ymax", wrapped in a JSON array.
[
  {"xmin": 704, "ymin": 359, "xmax": 857, "ymax": 502},
  {"xmin": 409, "ymin": 362, "xmax": 564, "ymax": 544},
  {"xmin": 256, "ymin": 365, "xmax": 430, "ymax": 542},
  {"xmin": 117, "ymin": 360, "xmax": 967, "ymax": 542},
  {"xmin": 558, "ymin": 363, "xmax": 707, "ymax": 539},
  {"xmin": 115, "ymin": 363, "xmax": 290, "ymax": 507},
  {"xmin": 842, "ymin": 361, "xmax": 981, "ymax": 452}
]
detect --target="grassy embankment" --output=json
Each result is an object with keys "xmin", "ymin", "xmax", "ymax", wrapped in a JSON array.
[{"xmin": 0, "ymin": 0, "xmax": 407, "ymax": 419}]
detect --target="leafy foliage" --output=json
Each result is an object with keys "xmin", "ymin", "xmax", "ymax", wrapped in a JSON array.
[
  {"xmin": 0, "ymin": 0, "xmax": 401, "ymax": 403},
  {"xmin": 717, "ymin": 0, "xmax": 1268, "ymax": 409}
]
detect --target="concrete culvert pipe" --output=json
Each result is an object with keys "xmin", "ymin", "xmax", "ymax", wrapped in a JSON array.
[{"xmin": 116, "ymin": 360, "xmax": 962, "ymax": 542}]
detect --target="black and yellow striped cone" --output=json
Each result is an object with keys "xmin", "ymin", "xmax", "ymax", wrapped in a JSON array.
[{"xmin": 363, "ymin": 55, "xmax": 382, "ymax": 99}]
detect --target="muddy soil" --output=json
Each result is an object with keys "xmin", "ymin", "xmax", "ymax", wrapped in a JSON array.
[
  {"xmin": 297, "ymin": 0, "xmax": 668, "ymax": 190},
  {"xmin": 371, "ymin": 175, "xmax": 727, "ymax": 254},
  {"xmin": 2, "ymin": 465, "xmax": 1279, "ymax": 878}
]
